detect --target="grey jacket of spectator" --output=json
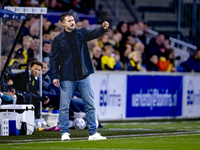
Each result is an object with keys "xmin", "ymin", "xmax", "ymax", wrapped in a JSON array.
[{"xmin": 50, "ymin": 26, "xmax": 107, "ymax": 81}]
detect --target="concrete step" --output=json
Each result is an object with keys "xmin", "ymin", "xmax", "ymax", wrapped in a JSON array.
[
  {"xmin": 144, "ymin": 12, "xmax": 177, "ymax": 22},
  {"xmin": 134, "ymin": 0, "xmax": 174, "ymax": 7}
]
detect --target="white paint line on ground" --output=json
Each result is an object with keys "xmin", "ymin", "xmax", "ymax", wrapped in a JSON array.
[{"xmin": 1, "ymin": 130, "xmax": 200, "ymax": 146}]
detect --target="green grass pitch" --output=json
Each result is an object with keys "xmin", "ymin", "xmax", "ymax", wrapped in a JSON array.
[{"xmin": 0, "ymin": 120, "xmax": 200, "ymax": 150}]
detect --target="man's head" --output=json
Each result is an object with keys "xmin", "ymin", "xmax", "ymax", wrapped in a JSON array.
[
  {"xmin": 42, "ymin": 61, "xmax": 48, "ymax": 74},
  {"xmin": 43, "ymin": 40, "xmax": 52, "ymax": 54},
  {"xmin": 30, "ymin": 61, "xmax": 43, "ymax": 77},
  {"xmin": 93, "ymin": 46, "xmax": 102, "ymax": 58},
  {"xmin": 22, "ymin": 35, "xmax": 33, "ymax": 50},
  {"xmin": 49, "ymin": 29, "xmax": 60, "ymax": 41},
  {"xmin": 30, "ymin": 23, "xmax": 39, "ymax": 37},
  {"xmin": 76, "ymin": 21, "xmax": 83, "ymax": 29},
  {"xmin": 82, "ymin": 19, "xmax": 89, "ymax": 29},
  {"xmin": 103, "ymin": 45, "xmax": 114, "ymax": 57},
  {"xmin": 155, "ymin": 34, "xmax": 165, "ymax": 46},
  {"xmin": 60, "ymin": 12, "xmax": 75, "ymax": 32},
  {"xmin": 133, "ymin": 42, "xmax": 145, "ymax": 54}
]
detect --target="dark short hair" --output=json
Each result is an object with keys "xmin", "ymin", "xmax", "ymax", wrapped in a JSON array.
[
  {"xmin": 60, "ymin": 12, "xmax": 73, "ymax": 23},
  {"xmin": 30, "ymin": 61, "xmax": 43, "ymax": 69},
  {"xmin": 43, "ymin": 40, "xmax": 52, "ymax": 46}
]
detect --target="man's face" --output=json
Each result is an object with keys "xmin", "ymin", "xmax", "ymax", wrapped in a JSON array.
[
  {"xmin": 30, "ymin": 64, "xmax": 42, "ymax": 77},
  {"xmin": 62, "ymin": 16, "xmax": 75, "ymax": 31},
  {"xmin": 93, "ymin": 46, "xmax": 102, "ymax": 58},
  {"xmin": 23, "ymin": 38, "xmax": 31, "ymax": 50},
  {"xmin": 43, "ymin": 43, "xmax": 52, "ymax": 53},
  {"xmin": 30, "ymin": 26, "xmax": 39, "ymax": 36},
  {"xmin": 42, "ymin": 62, "xmax": 47, "ymax": 74},
  {"xmin": 50, "ymin": 31, "xmax": 59, "ymax": 41}
]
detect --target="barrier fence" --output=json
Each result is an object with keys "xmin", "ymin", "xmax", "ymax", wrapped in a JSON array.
[{"xmin": 90, "ymin": 71, "xmax": 200, "ymax": 121}]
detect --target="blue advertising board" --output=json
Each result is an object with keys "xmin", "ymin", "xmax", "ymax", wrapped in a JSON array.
[{"xmin": 126, "ymin": 75, "xmax": 183, "ymax": 117}]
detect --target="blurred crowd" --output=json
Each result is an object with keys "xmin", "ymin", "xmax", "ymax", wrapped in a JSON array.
[
  {"xmin": 1, "ymin": 15, "xmax": 200, "ymax": 73},
  {"xmin": 3, "ymin": 0, "xmax": 95, "ymax": 14}
]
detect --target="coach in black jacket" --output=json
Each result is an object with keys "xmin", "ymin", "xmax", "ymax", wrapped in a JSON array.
[
  {"xmin": 50, "ymin": 12, "xmax": 108, "ymax": 141},
  {"xmin": 13, "ymin": 61, "xmax": 49, "ymax": 119}
]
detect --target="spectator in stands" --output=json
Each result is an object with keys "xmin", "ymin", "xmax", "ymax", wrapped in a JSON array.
[
  {"xmin": 146, "ymin": 55, "xmax": 159, "ymax": 71},
  {"xmin": 123, "ymin": 43, "xmax": 133, "ymax": 63},
  {"xmin": 147, "ymin": 34, "xmax": 165, "ymax": 58},
  {"xmin": 4, "ymin": 0, "xmax": 20, "ymax": 6},
  {"xmin": 43, "ymin": 31, "xmax": 50, "ymax": 43},
  {"xmin": 91, "ymin": 46, "xmax": 102, "ymax": 70},
  {"xmin": 1, "ymin": 56, "xmax": 31, "ymax": 105},
  {"xmin": 108, "ymin": 30, "xmax": 122, "ymax": 50},
  {"xmin": 82, "ymin": 18, "xmax": 90, "ymax": 29},
  {"xmin": 2, "ymin": 24, "xmax": 8, "ymax": 33},
  {"xmin": 40, "ymin": 0, "xmax": 49, "ymax": 7},
  {"xmin": 1, "ymin": 31, "xmax": 14, "ymax": 56},
  {"xmin": 48, "ymin": 0, "xmax": 63, "ymax": 10},
  {"xmin": 8, "ymin": 25, "xmax": 16, "ymax": 39},
  {"xmin": 180, "ymin": 48, "xmax": 200, "ymax": 72},
  {"xmin": 49, "ymin": 29, "xmax": 60, "ymax": 43},
  {"xmin": 16, "ymin": 35, "xmax": 34, "ymax": 68},
  {"xmin": 133, "ymin": 42, "xmax": 147, "ymax": 68},
  {"xmin": 21, "ymin": 0, "xmax": 32, "ymax": 7},
  {"xmin": 30, "ymin": 36, "xmax": 40, "ymax": 60},
  {"xmin": 20, "ymin": 15, "xmax": 36, "ymax": 43},
  {"xmin": 166, "ymin": 48, "xmax": 176, "ymax": 72},
  {"xmin": 108, "ymin": 28, "xmax": 114, "ymax": 38},
  {"xmin": 43, "ymin": 19, "xmax": 52, "ymax": 33},
  {"xmin": 156, "ymin": 48, "xmax": 174, "ymax": 72},
  {"xmin": 41, "ymin": 61, "xmax": 59, "ymax": 108},
  {"xmin": 137, "ymin": 22, "xmax": 147, "ymax": 45},
  {"xmin": 127, "ymin": 51, "xmax": 141, "ymax": 71},
  {"xmin": 114, "ymin": 50, "xmax": 124, "ymax": 70},
  {"xmin": 98, "ymin": 34, "xmax": 109, "ymax": 49},
  {"xmin": 11, "ymin": 20, "xmax": 21, "ymax": 31},
  {"xmin": 13, "ymin": 61, "xmax": 50, "ymax": 119},
  {"xmin": 76, "ymin": 21, "xmax": 83, "ymax": 29},
  {"xmin": 128, "ymin": 22, "xmax": 142, "ymax": 43},
  {"xmin": 117, "ymin": 21, "xmax": 129, "ymax": 45},
  {"xmin": 9, "ymin": 53, "xmax": 25, "ymax": 69},
  {"xmin": 42, "ymin": 40, "xmax": 52, "ymax": 67},
  {"xmin": 29, "ymin": 23, "xmax": 40, "ymax": 37},
  {"xmin": 101, "ymin": 45, "xmax": 116, "ymax": 70},
  {"xmin": 68, "ymin": 0, "xmax": 91, "ymax": 14}
]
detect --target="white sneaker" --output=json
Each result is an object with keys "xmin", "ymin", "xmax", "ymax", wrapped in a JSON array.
[
  {"xmin": 61, "ymin": 133, "xmax": 70, "ymax": 141},
  {"xmin": 88, "ymin": 132, "xmax": 107, "ymax": 140}
]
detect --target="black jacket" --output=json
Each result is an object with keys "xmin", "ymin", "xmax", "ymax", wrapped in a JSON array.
[
  {"xmin": 12, "ymin": 69, "xmax": 46, "ymax": 102},
  {"xmin": 50, "ymin": 26, "xmax": 107, "ymax": 81}
]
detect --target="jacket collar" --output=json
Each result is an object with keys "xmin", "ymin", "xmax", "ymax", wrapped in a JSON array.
[{"xmin": 60, "ymin": 28, "xmax": 80, "ymax": 39}]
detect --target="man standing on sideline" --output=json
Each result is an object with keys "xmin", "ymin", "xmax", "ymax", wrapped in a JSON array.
[{"xmin": 50, "ymin": 12, "xmax": 108, "ymax": 141}]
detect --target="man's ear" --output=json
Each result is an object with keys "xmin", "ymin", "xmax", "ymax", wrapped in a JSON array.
[{"xmin": 61, "ymin": 22, "xmax": 65, "ymax": 27}]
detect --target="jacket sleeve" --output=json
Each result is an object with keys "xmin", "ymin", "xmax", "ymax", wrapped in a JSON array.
[
  {"xmin": 50, "ymin": 37, "xmax": 60, "ymax": 80},
  {"xmin": 84, "ymin": 26, "xmax": 108, "ymax": 41}
]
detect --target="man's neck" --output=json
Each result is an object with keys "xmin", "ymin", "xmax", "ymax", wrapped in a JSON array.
[{"xmin": 65, "ymin": 28, "xmax": 73, "ymax": 33}]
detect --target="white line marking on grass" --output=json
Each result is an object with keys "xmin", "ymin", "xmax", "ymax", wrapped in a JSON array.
[
  {"xmin": 0, "ymin": 147, "xmax": 157, "ymax": 150},
  {"xmin": 1, "ymin": 130, "xmax": 200, "ymax": 146},
  {"xmin": 183, "ymin": 126, "xmax": 192, "ymax": 128},
  {"xmin": 101, "ymin": 122, "xmax": 173, "ymax": 126}
]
